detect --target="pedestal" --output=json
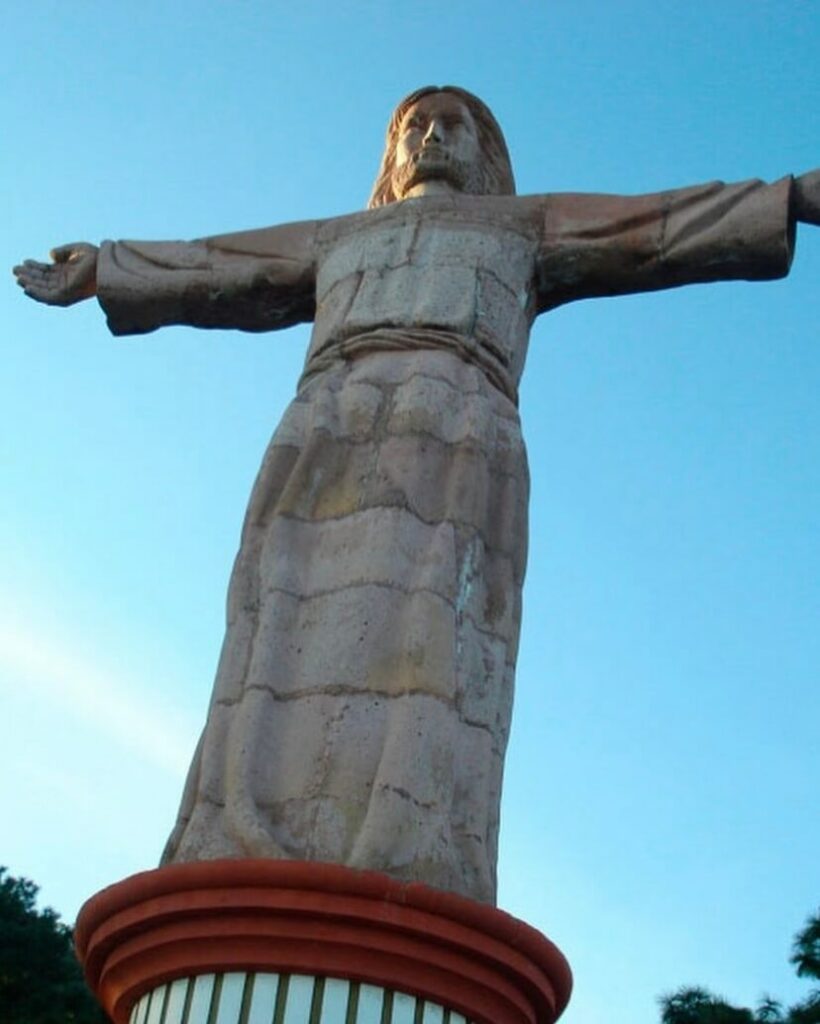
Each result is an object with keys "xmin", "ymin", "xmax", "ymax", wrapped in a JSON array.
[{"xmin": 75, "ymin": 860, "xmax": 571, "ymax": 1024}]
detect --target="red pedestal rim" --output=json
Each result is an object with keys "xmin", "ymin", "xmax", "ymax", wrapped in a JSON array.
[{"xmin": 76, "ymin": 859, "xmax": 572, "ymax": 1024}]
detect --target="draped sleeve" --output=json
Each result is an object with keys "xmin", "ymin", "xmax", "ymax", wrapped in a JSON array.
[
  {"xmin": 96, "ymin": 218, "xmax": 322, "ymax": 336},
  {"xmin": 534, "ymin": 176, "xmax": 795, "ymax": 312}
]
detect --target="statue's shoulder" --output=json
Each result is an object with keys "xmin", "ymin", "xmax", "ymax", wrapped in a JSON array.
[
  {"xmin": 316, "ymin": 194, "xmax": 544, "ymax": 246},
  {"xmin": 316, "ymin": 202, "xmax": 413, "ymax": 243}
]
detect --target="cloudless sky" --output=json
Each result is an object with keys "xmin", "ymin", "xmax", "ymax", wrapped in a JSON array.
[{"xmin": 2, "ymin": 4, "xmax": 818, "ymax": 1023}]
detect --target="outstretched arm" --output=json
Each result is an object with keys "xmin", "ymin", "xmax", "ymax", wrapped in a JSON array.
[
  {"xmin": 794, "ymin": 170, "xmax": 820, "ymax": 225},
  {"xmin": 13, "ymin": 243, "xmax": 99, "ymax": 306},
  {"xmin": 13, "ymin": 218, "xmax": 322, "ymax": 336},
  {"xmin": 534, "ymin": 175, "xmax": 800, "ymax": 312}
]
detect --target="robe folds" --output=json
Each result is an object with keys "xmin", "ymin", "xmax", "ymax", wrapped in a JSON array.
[{"xmin": 97, "ymin": 178, "xmax": 793, "ymax": 903}]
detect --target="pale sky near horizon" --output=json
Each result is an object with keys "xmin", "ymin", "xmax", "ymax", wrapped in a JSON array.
[{"xmin": 2, "ymin": 4, "xmax": 818, "ymax": 1023}]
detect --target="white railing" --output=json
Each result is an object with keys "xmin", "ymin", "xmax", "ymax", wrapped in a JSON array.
[{"xmin": 129, "ymin": 972, "xmax": 469, "ymax": 1024}]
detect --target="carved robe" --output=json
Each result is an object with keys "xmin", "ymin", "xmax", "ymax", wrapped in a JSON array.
[{"xmin": 97, "ymin": 179, "xmax": 793, "ymax": 903}]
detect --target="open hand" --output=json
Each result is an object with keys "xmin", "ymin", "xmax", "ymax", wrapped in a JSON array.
[{"xmin": 13, "ymin": 242, "xmax": 99, "ymax": 306}]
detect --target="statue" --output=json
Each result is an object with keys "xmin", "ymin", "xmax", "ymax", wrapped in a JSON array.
[{"xmin": 14, "ymin": 86, "xmax": 820, "ymax": 906}]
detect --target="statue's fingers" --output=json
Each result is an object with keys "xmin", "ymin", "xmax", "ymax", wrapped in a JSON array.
[
  {"xmin": 16, "ymin": 266, "xmax": 62, "ymax": 293},
  {"xmin": 16, "ymin": 264, "xmax": 50, "ymax": 285},
  {"xmin": 19, "ymin": 280, "xmax": 48, "ymax": 300},
  {"xmin": 18, "ymin": 263, "xmax": 59, "ymax": 289},
  {"xmin": 20, "ymin": 279, "xmax": 66, "ymax": 305},
  {"xmin": 12, "ymin": 267, "xmax": 34, "ymax": 287}
]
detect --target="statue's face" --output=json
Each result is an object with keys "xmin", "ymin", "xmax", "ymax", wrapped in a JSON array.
[{"xmin": 392, "ymin": 93, "xmax": 481, "ymax": 198}]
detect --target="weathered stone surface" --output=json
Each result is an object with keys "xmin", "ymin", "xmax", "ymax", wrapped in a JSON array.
[
  {"xmin": 165, "ymin": 343, "xmax": 525, "ymax": 902},
  {"xmin": 100, "ymin": 97, "xmax": 794, "ymax": 904},
  {"xmin": 14, "ymin": 86, "xmax": 808, "ymax": 906}
]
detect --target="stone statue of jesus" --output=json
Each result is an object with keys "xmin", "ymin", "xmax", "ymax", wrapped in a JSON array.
[{"xmin": 14, "ymin": 87, "xmax": 820, "ymax": 905}]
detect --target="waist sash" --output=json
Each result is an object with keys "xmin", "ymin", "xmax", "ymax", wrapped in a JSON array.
[{"xmin": 298, "ymin": 327, "xmax": 517, "ymax": 405}]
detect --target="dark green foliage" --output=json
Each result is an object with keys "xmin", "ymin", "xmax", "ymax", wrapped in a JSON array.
[
  {"xmin": 660, "ymin": 987, "xmax": 754, "ymax": 1024},
  {"xmin": 0, "ymin": 867, "xmax": 108, "ymax": 1024},
  {"xmin": 659, "ymin": 910, "xmax": 820, "ymax": 1024},
  {"xmin": 755, "ymin": 996, "xmax": 785, "ymax": 1023},
  {"xmin": 786, "ymin": 993, "xmax": 820, "ymax": 1024},
  {"xmin": 791, "ymin": 913, "xmax": 820, "ymax": 982}
]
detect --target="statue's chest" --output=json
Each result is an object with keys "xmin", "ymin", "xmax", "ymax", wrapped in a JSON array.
[
  {"xmin": 315, "ymin": 221, "xmax": 536, "ymax": 329},
  {"xmin": 313, "ymin": 216, "xmax": 538, "ymax": 370}
]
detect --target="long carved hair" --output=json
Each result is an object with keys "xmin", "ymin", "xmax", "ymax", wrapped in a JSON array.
[{"xmin": 368, "ymin": 86, "xmax": 516, "ymax": 208}]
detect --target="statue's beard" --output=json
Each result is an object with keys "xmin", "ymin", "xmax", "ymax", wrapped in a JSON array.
[{"xmin": 392, "ymin": 147, "xmax": 483, "ymax": 197}]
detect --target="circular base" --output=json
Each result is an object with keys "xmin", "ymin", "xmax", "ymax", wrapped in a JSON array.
[{"xmin": 75, "ymin": 860, "xmax": 571, "ymax": 1024}]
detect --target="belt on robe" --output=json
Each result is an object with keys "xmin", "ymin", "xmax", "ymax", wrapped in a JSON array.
[{"xmin": 298, "ymin": 327, "xmax": 517, "ymax": 405}]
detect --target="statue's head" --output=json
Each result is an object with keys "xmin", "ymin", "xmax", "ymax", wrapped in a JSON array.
[{"xmin": 368, "ymin": 86, "xmax": 516, "ymax": 208}]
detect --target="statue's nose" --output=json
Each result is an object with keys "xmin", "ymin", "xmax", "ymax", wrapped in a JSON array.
[{"xmin": 424, "ymin": 119, "xmax": 444, "ymax": 144}]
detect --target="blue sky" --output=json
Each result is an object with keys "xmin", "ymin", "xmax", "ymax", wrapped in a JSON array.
[{"xmin": 2, "ymin": 4, "xmax": 818, "ymax": 1023}]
